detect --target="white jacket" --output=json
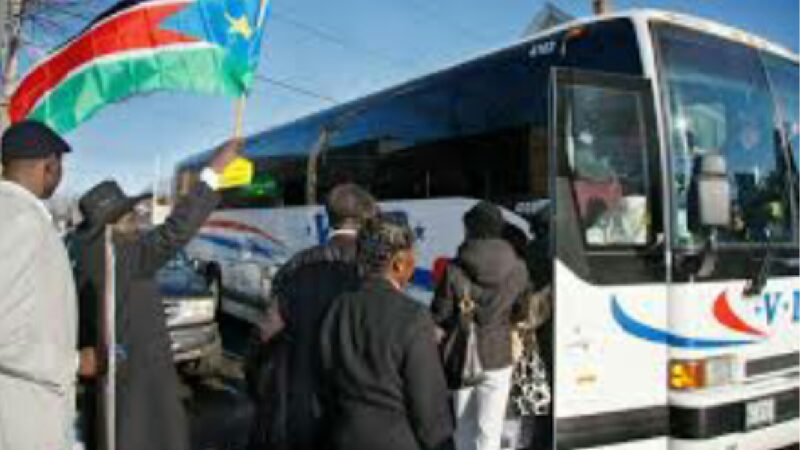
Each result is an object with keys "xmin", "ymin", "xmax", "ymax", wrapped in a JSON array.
[{"xmin": 0, "ymin": 180, "xmax": 78, "ymax": 450}]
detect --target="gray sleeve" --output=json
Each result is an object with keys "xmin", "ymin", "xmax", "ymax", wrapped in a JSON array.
[
  {"xmin": 130, "ymin": 183, "xmax": 220, "ymax": 277},
  {"xmin": 0, "ymin": 213, "xmax": 59, "ymax": 388},
  {"xmin": 430, "ymin": 265, "xmax": 457, "ymax": 327}
]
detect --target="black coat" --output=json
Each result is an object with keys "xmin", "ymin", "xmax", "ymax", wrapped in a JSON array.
[
  {"xmin": 72, "ymin": 183, "xmax": 219, "ymax": 450},
  {"xmin": 247, "ymin": 235, "xmax": 360, "ymax": 450},
  {"xmin": 319, "ymin": 278, "xmax": 455, "ymax": 450},
  {"xmin": 431, "ymin": 238, "xmax": 529, "ymax": 370}
]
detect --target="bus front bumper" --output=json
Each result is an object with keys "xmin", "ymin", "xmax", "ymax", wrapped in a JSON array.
[{"xmin": 669, "ymin": 374, "xmax": 799, "ymax": 449}]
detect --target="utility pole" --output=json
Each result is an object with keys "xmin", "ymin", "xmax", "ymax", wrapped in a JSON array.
[
  {"xmin": 1, "ymin": 0, "xmax": 24, "ymax": 131},
  {"xmin": 592, "ymin": 0, "xmax": 612, "ymax": 15}
]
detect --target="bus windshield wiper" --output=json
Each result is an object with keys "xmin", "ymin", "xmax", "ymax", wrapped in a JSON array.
[{"xmin": 744, "ymin": 242, "xmax": 773, "ymax": 297}]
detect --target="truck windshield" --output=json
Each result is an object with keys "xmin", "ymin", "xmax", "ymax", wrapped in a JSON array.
[{"xmin": 654, "ymin": 24, "xmax": 797, "ymax": 247}]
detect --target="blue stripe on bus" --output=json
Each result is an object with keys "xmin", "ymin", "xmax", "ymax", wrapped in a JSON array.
[
  {"xmin": 196, "ymin": 234, "xmax": 275, "ymax": 259},
  {"xmin": 611, "ymin": 297, "xmax": 756, "ymax": 349},
  {"xmin": 412, "ymin": 268, "xmax": 435, "ymax": 291}
]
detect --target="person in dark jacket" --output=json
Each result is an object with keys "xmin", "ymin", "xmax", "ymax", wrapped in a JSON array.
[
  {"xmin": 319, "ymin": 216, "xmax": 455, "ymax": 450},
  {"xmin": 72, "ymin": 139, "xmax": 240, "ymax": 450},
  {"xmin": 246, "ymin": 183, "xmax": 378, "ymax": 450},
  {"xmin": 431, "ymin": 201, "xmax": 529, "ymax": 450}
]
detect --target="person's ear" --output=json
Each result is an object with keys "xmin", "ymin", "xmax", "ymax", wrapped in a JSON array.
[
  {"xmin": 43, "ymin": 154, "xmax": 62, "ymax": 180},
  {"xmin": 395, "ymin": 250, "xmax": 416, "ymax": 282},
  {"xmin": 390, "ymin": 253, "xmax": 404, "ymax": 275}
]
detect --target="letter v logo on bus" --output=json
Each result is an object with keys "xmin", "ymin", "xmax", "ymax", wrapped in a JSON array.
[
  {"xmin": 712, "ymin": 292, "xmax": 766, "ymax": 336},
  {"xmin": 611, "ymin": 296, "xmax": 756, "ymax": 349},
  {"xmin": 613, "ymin": 289, "xmax": 800, "ymax": 349}
]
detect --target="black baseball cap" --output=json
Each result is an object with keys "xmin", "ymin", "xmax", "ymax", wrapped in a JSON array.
[{"xmin": 1, "ymin": 120, "xmax": 71, "ymax": 161}]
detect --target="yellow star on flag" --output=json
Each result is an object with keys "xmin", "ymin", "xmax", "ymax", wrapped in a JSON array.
[{"xmin": 225, "ymin": 11, "xmax": 253, "ymax": 40}]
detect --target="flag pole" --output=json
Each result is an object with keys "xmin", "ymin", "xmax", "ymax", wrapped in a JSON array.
[
  {"xmin": 101, "ymin": 226, "xmax": 116, "ymax": 450},
  {"xmin": 234, "ymin": 95, "xmax": 246, "ymax": 138}
]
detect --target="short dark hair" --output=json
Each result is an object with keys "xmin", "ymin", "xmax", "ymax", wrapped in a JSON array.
[
  {"xmin": 357, "ymin": 215, "xmax": 414, "ymax": 275},
  {"xmin": 502, "ymin": 222, "xmax": 528, "ymax": 258},
  {"xmin": 325, "ymin": 183, "xmax": 378, "ymax": 230},
  {"xmin": 463, "ymin": 201, "xmax": 504, "ymax": 239}
]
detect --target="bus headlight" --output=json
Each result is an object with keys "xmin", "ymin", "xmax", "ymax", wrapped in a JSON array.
[{"xmin": 669, "ymin": 355, "xmax": 736, "ymax": 390}]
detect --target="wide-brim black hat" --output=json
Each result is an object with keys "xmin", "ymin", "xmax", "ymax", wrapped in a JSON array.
[{"xmin": 79, "ymin": 180, "xmax": 151, "ymax": 238}]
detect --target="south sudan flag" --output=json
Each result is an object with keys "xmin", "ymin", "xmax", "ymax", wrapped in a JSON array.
[{"xmin": 9, "ymin": 0, "xmax": 271, "ymax": 134}]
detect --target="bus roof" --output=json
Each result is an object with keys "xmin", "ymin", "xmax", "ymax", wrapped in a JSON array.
[{"xmin": 177, "ymin": 9, "xmax": 798, "ymax": 169}]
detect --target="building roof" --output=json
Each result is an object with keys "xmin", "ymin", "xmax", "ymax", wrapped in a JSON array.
[{"xmin": 522, "ymin": 2, "xmax": 574, "ymax": 37}]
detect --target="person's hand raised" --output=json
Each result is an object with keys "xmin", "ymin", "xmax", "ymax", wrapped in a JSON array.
[{"xmin": 209, "ymin": 138, "xmax": 244, "ymax": 174}]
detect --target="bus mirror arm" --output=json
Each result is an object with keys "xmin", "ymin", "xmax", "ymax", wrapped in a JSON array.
[
  {"xmin": 674, "ymin": 229, "xmax": 719, "ymax": 279},
  {"xmin": 695, "ymin": 229, "xmax": 719, "ymax": 278}
]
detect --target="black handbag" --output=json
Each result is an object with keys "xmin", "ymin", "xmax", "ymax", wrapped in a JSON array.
[{"xmin": 441, "ymin": 282, "xmax": 486, "ymax": 389}]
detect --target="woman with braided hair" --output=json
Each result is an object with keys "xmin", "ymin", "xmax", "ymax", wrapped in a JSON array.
[{"xmin": 319, "ymin": 215, "xmax": 455, "ymax": 450}]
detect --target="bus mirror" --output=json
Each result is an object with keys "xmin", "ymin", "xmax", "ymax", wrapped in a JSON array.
[{"xmin": 696, "ymin": 154, "xmax": 730, "ymax": 228}]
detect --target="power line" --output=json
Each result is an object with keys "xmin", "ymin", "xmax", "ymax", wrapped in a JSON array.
[
  {"xmin": 272, "ymin": 11, "xmax": 417, "ymax": 70},
  {"xmin": 254, "ymin": 73, "xmax": 338, "ymax": 104},
  {"xmin": 370, "ymin": 0, "xmax": 495, "ymax": 45}
]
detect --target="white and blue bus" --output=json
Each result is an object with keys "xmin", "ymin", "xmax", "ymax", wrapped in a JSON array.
[{"xmin": 176, "ymin": 9, "xmax": 799, "ymax": 449}]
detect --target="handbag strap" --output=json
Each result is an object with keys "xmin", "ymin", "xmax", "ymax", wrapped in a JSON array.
[
  {"xmin": 448, "ymin": 262, "xmax": 478, "ymax": 320},
  {"xmin": 459, "ymin": 283, "xmax": 476, "ymax": 317}
]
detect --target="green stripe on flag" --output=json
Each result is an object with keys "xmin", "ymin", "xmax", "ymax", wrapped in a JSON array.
[{"xmin": 29, "ymin": 46, "xmax": 248, "ymax": 134}]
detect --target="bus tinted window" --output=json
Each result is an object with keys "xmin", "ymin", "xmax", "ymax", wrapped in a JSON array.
[
  {"xmin": 654, "ymin": 24, "xmax": 795, "ymax": 245},
  {"xmin": 219, "ymin": 155, "xmax": 307, "ymax": 208},
  {"xmin": 317, "ymin": 44, "xmax": 550, "ymax": 210},
  {"xmin": 561, "ymin": 18, "xmax": 642, "ymax": 76}
]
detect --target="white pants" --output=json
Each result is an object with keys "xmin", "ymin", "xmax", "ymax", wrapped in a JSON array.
[{"xmin": 453, "ymin": 366, "xmax": 513, "ymax": 450}]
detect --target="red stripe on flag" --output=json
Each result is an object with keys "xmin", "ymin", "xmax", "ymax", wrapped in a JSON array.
[{"xmin": 10, "ymin": 2, "xmax": 197, "ymax": 123}]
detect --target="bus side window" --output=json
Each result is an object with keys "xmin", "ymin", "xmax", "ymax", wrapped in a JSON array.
[{"xmin": 564, "ymin": 84, "xmax": 651, "ymax": 247}]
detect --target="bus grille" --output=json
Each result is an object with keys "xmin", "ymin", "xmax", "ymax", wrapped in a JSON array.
[{"xmin": 745, "ymin": 352, "xmax": 800, "ymax": 377}]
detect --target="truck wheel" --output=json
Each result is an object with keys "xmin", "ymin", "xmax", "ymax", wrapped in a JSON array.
[
  {"xmin": 207, "ymin": 270, "xmax": 223, "ymax": 320},
  {"xmin": 184, "ymin": 335, "xmax": 223, "ymax": 380}
]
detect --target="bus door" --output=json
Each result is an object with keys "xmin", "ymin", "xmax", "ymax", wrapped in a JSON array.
[{"xmin": 549, "ymin": 67, "xmax": 668, "ymax": 449}]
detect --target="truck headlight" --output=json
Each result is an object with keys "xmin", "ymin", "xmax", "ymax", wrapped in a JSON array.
[
  {"xmin": 167, "ymin": 299, "xmax": 216, "ymax": 327},
  {"xmin": 669, "ymin": 355, "xmax": 736, "ymax": 390}
]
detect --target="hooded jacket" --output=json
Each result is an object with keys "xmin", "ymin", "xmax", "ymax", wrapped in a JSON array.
[{"xmin": 431, "ymin": 238, "xmax": 529, "ymax": 370}]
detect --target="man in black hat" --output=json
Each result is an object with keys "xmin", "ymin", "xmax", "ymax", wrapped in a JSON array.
[
  {"xmin": 0, "ymin": 120, "xmax": 94, "ymax": 450},
  {"xmin": 70, "ymin": 138, "xmax": 241, "ymax": 450}
]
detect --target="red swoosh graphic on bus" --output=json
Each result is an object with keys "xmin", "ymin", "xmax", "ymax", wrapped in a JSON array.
[
  {"xmin": 202, "ymin": 219, "xmax": 286, "ymax": 248},
  {"xmin": 713, "ymin": 292, "xmax": 766, "ymax": 337}
]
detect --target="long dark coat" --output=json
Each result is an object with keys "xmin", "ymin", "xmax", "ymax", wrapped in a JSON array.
[
  {"xmin": 246, "ymin": 235, "xmax": 360, "ymax": 450},
  {"xmin": 72, "ymin": 183, "xmax": 219, "ymax": 450},
  {"xmin": 319, "ymin": 278, "xmax": 455, "ymax": 450}
]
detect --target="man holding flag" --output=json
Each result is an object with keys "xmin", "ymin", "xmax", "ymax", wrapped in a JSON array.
[{"xmin": 73, "ymin": 137, "xmax": 240, "ymax": 450}]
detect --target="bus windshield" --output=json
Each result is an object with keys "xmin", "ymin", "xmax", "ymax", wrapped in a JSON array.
[
  {"xmin": 761, "ymin": 53, "xmax": 800, "ymax": 172},
  {"xmin": 654, "ymin": 24, "xmax": 797, "ymax": 247}
]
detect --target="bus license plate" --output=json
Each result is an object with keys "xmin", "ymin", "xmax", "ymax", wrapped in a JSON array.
[{"xmin": 745, "ymin": 398, "xmax": 776, "ymax": 430}]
